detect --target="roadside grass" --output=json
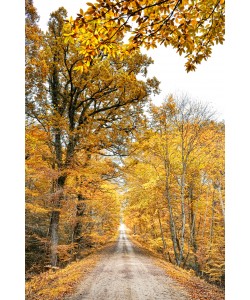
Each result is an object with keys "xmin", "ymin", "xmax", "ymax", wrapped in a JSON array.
[
  {"xmin": 129, "ymin": 234, "xmax": 225, "ymax": 300},
  {"xmin": 25, "ymin": 240, "xmax": 116, "ymax": 300}
]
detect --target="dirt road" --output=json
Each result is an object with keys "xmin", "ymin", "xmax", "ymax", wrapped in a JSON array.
[{"xmin": 67, "ymin": 229, "xmax": 189, "ymax": 300}]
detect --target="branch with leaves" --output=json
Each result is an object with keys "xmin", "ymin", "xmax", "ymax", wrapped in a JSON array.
[{"xmin": 64, "ymin": 0, "xmax": 225, "ymax": 72}]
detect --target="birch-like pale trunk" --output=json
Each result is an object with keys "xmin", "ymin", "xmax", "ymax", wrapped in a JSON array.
[
  {"xmin": 179, "ymin": 165, "xmax": 186, "ymax": 265},
  {"xmin": 218, "ymin": 183, "xmax": 225, "ymax": 222}
]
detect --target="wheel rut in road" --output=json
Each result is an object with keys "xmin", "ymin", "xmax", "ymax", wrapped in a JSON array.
[{"xmin": 66, "ymin": 230, "xmax": 189, "ymax": 300}]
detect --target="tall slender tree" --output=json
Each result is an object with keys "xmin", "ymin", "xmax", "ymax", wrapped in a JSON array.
[{"xmin": 122, "ymin": 96, "xmax": 224, "ymax": 284}]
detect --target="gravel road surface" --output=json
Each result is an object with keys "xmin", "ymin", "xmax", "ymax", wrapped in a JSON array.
[{"xmin": 66, "ymin": 229, "xmax": 189, "ymax": 300}]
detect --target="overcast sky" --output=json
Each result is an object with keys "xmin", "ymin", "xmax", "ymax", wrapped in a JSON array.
[{"xmin": 33, "ymin": 0, "xmax": 226, "ymax": 120}]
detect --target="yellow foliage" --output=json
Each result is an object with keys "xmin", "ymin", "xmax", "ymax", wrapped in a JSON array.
[
  {"xmin": 65, "ymin": 0, "xmax": 225, "ymax": 72},
  {"xmin": 26, "ymin": 203, "xmax": 49, "ymax": 214},
  {"xmin": 122, "ymin": 97, "xmax": 225, "ymax": 287}
]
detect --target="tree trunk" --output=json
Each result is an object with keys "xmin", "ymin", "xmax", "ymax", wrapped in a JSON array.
[
  {"xmin": 201, "ymin": 187, "xmax": 210, "ymax": 239},
  {"xmin": 178, "ymin": 160, "xmax": 186, "ymax": 266},
  {"xmin": 188, "ymin": 185, "xmax": 200, "ymax": 274},
  {"xmin": 49, "ymin": 210, "xmax": 60, "ymax": 267},
  {"xmin": 157, "ymin": 209, "xmax": 167, "ymax": 253},
  {"xmin": 72, "ymin": 194, "xmax": 86, "ymax": 259},
  {"xmin": 217, "ymin": 182, "xmax": 225, "ymax": 222},
  {"xmin": 48, "ymin": 175, "xmax": 66, "ymax": 267},
  {"xmin": 166, "ymin": 185, "xmax": 180, "ymax": 265},
  {"xmin": 164, "ymin": 148, "xmax": 180, "ymax": 265},
  {"xmin": 210, "ymin": 190, "xmax": 216, "ymax": 250}
]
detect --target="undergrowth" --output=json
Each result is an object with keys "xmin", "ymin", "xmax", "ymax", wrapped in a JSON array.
[
  {"xmin": 25, "ymin": 240, "xmax": 116, "ymax": 300},
  {"xmin": 129, "ymin": 234, "xmax": 225, "ymax": 300}
]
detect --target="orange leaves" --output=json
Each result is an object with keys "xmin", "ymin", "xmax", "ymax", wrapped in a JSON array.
[{"xmin": 25, "ymin": 251, "xmax": 101, "ymax": 300}]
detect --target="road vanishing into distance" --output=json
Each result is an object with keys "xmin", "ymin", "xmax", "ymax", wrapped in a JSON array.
[{"xmin": 66, "ymin": 227, "xmax": 189, "ymax": 300}]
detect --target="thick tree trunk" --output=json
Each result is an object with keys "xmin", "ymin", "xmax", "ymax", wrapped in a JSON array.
[
  {"xmin": 48, "ymin": 175, "xmax": 66, "ymax": 267},
  {"xmin": 50, "ymin": 210, "xmax": 60, "ymax": 267},
  {"xmin": 49, "ymin": 63, "xmax": 63, "ymax": 266}
]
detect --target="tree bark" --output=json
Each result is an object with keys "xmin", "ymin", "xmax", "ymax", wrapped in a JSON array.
[
  {"xmin": 218, "ymin": 184, "xmax": 225, "ymax": 221},
  {"xmin": 166, "ymin": 181, "xmax": 180, "ymax": 265},
  {"xmin": 179, "ymin": 166, "xmax": 186, "ymax": 265},
  {"xmin": 48, "ymin": 175, "xmax": 66, "ymax": 267},
  {"xmin": 188, "ymin": 185, "xmax": 200, "ymax": 274},
  {"xmin": 49, "ymin": 210, "xmax": 60, "ymax": 267},
  {"xmin": 164, "ymin": 141, "xmax": 180, "ymax": 265},
  {"xmin": 157, "ymin": 209, "xmax": 167, "ymax": 252},
  {"xmin": 210, "ymin": 190, "xmax": 216, "ymax": 250},
  {"xmin": 72, "ymin": 194, "xmax": 86, "ymax": 259}
]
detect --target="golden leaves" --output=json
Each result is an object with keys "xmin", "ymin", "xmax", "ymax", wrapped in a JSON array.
[
  {"xmin": 65, "ymin": 0, "xmax": 225, "ymax": 72},
  {"xmin": 122, "ymin": 97, "xmax": 224, "ymax": 289},
  {"xmin": 26, "ymin": 251, "xmax": 101, "ymax": 300},
  {"xmin": 26, "ymin": 203, "xmax": 49, "ymax": 214},
  {"xmin": 64, "ymin": 13, "xmax": 132, "ymax": 71}
]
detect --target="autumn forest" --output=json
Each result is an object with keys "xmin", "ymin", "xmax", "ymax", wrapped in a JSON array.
[{"xmin": 25, "ymin": 0, "xmax": 225, "ymax": 299}]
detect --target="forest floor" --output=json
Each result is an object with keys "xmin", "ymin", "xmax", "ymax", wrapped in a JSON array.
[{"xmin": 26, "ymin": 230, "xmax": 224, "ymax": 300}]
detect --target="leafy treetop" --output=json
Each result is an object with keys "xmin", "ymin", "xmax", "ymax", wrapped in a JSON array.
[{"xmin": 64, "ymin": 0, "xmax": 225, "ymax": 72}]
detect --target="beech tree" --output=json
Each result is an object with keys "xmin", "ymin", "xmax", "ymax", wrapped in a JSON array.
[
  {"xmin": 25, "ymin": 125, "xmax": 121, "ymax": 274},
  {"xmin": 140, "ymin": 96, "xmax": 214, "ymax": 266},
  {"xmin": 65, "ymin": 0, "xmax": 225, "ymax": 72},
  {"xmin": 26, "ymin": 4, "xmax": 159, "ymax": 267},
  {"xmin": 122, "ymin": 96, "xmax": 225, "ymax": 285}
]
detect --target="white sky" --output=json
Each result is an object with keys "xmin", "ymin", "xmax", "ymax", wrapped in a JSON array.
[{"xmin": 33, "ymin": 0, "xmax": 226, "ymax": 120}]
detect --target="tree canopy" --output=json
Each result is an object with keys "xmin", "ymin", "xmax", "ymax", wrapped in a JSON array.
[
  {"xmin": 122, "ymin": 96, "xmax": 225, "ymax": 284},
  {"xmin": 25, "ymin": 2, "xmax": 160, "ymax": 271},
  {"xmin": 64, "ymin": 0, "xmax": 225, "ymax": 72}
]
